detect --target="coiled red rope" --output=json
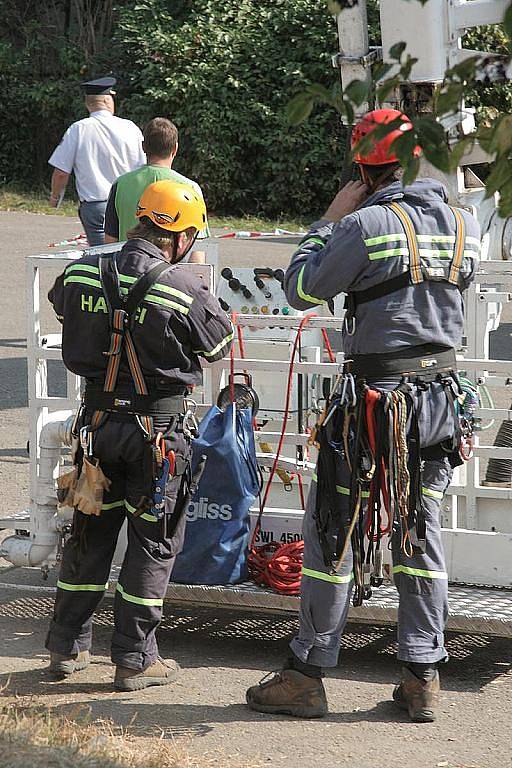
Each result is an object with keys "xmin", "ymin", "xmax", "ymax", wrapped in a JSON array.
[{"xmin": 245, "ymin": 314, "xmax": 321, "ymax": 595}]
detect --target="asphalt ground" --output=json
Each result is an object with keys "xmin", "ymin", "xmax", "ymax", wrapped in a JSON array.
[{"xmin": 0, "ymin": 210, "xmax": 511, "ymax": 768}]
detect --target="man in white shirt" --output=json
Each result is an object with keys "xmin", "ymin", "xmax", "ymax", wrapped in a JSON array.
[{"xmin": 48, "ymin": 76, "xmax": 146, "ymax": 245}]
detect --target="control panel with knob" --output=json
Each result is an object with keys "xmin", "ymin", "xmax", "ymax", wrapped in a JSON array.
[{"xmin": 216, "ymin": 266, "xmax": 300, "ymax": 340}]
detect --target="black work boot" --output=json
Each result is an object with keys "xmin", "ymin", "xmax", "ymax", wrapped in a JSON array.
[
  {"xmin": 48, "ymin": 650, "xmax": 91, "ymax": 676},
  {"xmin": 393, "ymin": 665, "xmax": 440, "ymax": 722},
  {"xmin": 246, "ymin": 668, "xmax": 328, "ymax": 718}
]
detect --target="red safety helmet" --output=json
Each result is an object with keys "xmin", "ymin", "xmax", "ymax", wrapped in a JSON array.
[{"xmin": 351, "ymin": 109, "xmax": 421, "ymax": 165}]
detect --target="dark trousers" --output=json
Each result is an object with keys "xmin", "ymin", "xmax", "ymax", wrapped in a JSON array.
[{"xmin": 46, "ymin": 416, "xmax": 191, "ymax": 670}]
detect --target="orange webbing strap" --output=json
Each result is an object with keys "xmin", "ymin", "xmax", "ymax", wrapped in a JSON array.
[
  {"xmin": 91, "ymin": 256, "xmax": 159, "ymax": 437},
  {"xmin": 448, "ymin": 206, "xmax": 466, "ymax": 286},
  {"xmin": 91, "ymin": 307, "xmax": 126, "ymax": 430},
  {"xmin": 388, "ymin": 201, "xmax": 423, "ymax": 285}
]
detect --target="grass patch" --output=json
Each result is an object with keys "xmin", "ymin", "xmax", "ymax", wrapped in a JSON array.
[
  {"xmin": 0, "ymin": 703, "xmax": 261, "ymax": 768},
  {"xmin": 0, "ymin": 186, "xmax": 308, "ymax": 233}
]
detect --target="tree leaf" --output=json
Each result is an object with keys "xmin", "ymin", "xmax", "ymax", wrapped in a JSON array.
[
  {"xmin": 490, "ymin": 115, "xmax": 512, "ymax": 155},
  {"xmin": 399, "ymin": 55, "xmax": 418, "ymax": 81},
  {"xmin": 305, "ymin": 83, "xmax": 333, "ymax": 101},
  {"xmin": 402, "ymin": 156, "xmax": 421, "ymax": 186},
  {"xmin": 449, "ymin": 137, "xmax": 474, "ymax": 171},
  {"xmin": 286, "ymin": 93, "xmax": 315, "ymax": 125},
  {"xmin": 389, "ymin": 42, "xmax": 406, "ymax": 61},
  {"xmin": 484, "ymin": 158, "xmax": 512, "ymax": 198},
  {"xmin": 414, "ymin": 116, "xmax": 445, "ymax": 146},
  {"xmin": 422, "ymin": 144, "xmax": 451, "ymax": 172},
  {"xmin": 503, "ymin": 4, "xmax": 512, "ymax": 44},
  {"xmin": 376, "ymin": 75, "xmax": 401, "ymax": 102},
  {"xmin": 372, "ymin": 61, "xmax": 393, "ymax": 82},
  {"xmin": 436, "ymin": 85, "xmax": 463, "ymax": 115},
  {"xmin": 344, "ymin": 79, "xmax": 369, "ymax": 106}
]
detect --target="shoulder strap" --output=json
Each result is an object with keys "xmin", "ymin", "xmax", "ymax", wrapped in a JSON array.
[
  {"xmin": 388, "ymin": 201, "xmax": 423, "ymax": 284},
  {"xmin": 448, "ymin": 206, "xmax": 466, "ymax": 286},
  {"xmin": 93, "ymin": 256, "xmax": 172, "ymax": 436},
  {"xmin": 99, "ymin": 255, "xmax": 123, "ymax": 314},
  {"xmin": 124, "ymin": 260, "xmax": 173, "ymax": 319}
]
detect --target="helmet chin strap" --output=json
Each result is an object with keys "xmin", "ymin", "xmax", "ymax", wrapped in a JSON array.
[{"xmin": 170, "ymin": 230, "xmax": 199, "ymax": 264}]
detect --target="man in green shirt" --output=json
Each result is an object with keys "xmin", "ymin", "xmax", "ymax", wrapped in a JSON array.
[{"xmin": 104, "ymin": 117, "xmax": 209, "ymax": 262}]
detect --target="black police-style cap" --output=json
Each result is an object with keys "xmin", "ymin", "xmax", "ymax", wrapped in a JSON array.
[{"xmin": 81, "ymin": 76, "xmax": 117, "ymax": 95}]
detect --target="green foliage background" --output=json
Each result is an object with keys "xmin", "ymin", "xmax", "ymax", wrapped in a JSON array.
[
  {"xmin": 0, "ymin": 0, "xmax": 344, "ymax": 218},
  {"xmin": 0, "ymin": 0, "xmax": 509, "ymax": 217}
]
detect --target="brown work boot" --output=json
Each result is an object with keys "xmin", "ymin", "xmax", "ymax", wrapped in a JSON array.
[
  {"xmin": 114, "ymin": 657, "xmax": 180, "ymax": 691},
  {"xmin": 48, "ymin": 650, "xmax": 91, "ymax": 676},
  {"xmin": 246, "ymin": 669, "xmax": 328, "ymax": 718},
  {"xmin": 393, "ymin": 666, "xmax": 440, "ymax": 722}
]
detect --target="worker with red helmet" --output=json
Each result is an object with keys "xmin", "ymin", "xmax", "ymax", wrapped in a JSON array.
[{"xmin": 246, "ymin": 109, "xmax": 480, "ymax": 722}]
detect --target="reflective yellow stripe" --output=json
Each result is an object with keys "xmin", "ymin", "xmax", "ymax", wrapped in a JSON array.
[
  {"xmin": 65, "ymin": 264, "xmax": 100, "ymax": 275},
  {"xmin": 419, "ymin": 249, "xmax": 476, "ymax": 260},
  {"xmin": 393, "ymin": 565, "xmax": 447, "ymax": 579},
  {"xmin": 365, "ymin": 233, "xmax": 406, "ymax": 246},
  {"xmin": 302, "ymin": 567, "xmax": 352, "ymax": 584},
  {"xmin": 193, "ymin": 329, "xmax": 234, "ymax": 358},
  {"xmin": 118, "ymin": 273, "xmax": 194, "ymax": 305},
  {"xmin": 116, "ymin": 583, "xmax": 163, "ymax": 607},
  {"xmin": 368, "ymin": 247, "xmax": 409, "ymax": 261},
  {"xmin": 422, "ymin": 485, "xmax": 444, "ymax": 500},
  {"xmin": 57, "ymin": 580, "xmax": 108, "ymax": 592},
  {"xmin": 312, "ymin": 473, "xmax": 369, "ymax": 498},
  {"xmin": 301, "ymin": 235, "xmax": 326, "ymax": 247},
  {"xmin": 365, "ymin": 234, "xmax": 480, "ymax": 248},
  {"xmin": 125, "ymin": 499, "xmax": 158, "ymax": 523},
  {"xmin": 63, "ymin": 275, "xmax": 102, "ymax": 289},
  {"xmin": 142, "ymin": 293, "xmax": 190, "ymax": 315},
  {"xmin": 296, "ymin": 265, "xmax": 326, "ymax": 306},
  {"xmin": 101, "ymin": 500, "xmax": 125, "ymax": 511}
]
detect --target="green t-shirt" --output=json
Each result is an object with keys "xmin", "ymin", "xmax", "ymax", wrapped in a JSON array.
[{"xmin": 106, "ymin": 164, "xmax": 210, "ymax": 242}]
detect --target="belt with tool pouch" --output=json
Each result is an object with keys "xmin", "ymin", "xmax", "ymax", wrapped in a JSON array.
[{"xmin": 346, "ymin": 344, "xmax": 457, "ymax": 381}]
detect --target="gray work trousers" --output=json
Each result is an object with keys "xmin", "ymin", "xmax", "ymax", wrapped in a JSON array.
[
  {"xmin": 78, "ymin": 200, "xmax": 107, "ymax": 246},
  {"xmin": 290, "ymin": 379, "xmax": 455, "ymax": 668}
]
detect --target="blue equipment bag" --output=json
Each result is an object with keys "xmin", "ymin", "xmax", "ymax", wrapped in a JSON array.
[{"xmin": 171, "ymin": 403, "xmax": 260, "ymax": 585}]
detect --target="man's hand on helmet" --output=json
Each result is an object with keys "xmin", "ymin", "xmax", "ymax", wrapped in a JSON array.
[{"xmin": 323, "ymin": 180, "xmax": 369, "ymax": 223}]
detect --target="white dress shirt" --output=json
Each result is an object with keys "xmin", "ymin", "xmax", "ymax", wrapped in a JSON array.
[{"xmin": 49, "ymin": 110, "xmax": 146, "ymax": 202}]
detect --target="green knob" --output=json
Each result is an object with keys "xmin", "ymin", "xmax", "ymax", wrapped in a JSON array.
[{"xmin": 282, "ymin": 306, "xmax": 290, "ymax": 315}]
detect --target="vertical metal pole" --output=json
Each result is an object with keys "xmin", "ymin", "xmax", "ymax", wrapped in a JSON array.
[
  {"xmin": 26, "ymin": 258, "xmax": 49, "ymax": 506},
  {"xmin": 335, "ymin": 2, "xmax": 371, "ymax": 115}
]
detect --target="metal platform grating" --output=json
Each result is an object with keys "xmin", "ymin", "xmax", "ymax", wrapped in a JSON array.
[{"xmin": 164, "ymin": 580, "xmax": 512, "ymax": 637}]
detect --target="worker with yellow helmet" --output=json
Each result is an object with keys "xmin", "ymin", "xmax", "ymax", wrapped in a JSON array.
[{"xmin": 45, "ymin": 180, "xmax": 233, "ymax": 690}]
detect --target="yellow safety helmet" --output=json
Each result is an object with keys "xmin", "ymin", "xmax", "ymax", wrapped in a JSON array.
[{"xmin": 136, "ymin": 180, "xmax": 207, "ymax": 233}]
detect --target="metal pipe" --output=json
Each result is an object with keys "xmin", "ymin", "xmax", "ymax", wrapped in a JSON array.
[{"xmin": 0, "ymin": 412, "xmax": 74, "ymax": 567}]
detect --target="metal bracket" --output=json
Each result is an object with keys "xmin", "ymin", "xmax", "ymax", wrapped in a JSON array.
[{"xmin": 331, "ymin": 46, "xmax": 383, "ymax": 69}]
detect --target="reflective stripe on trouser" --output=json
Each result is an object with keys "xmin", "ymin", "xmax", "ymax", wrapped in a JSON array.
[
  {"xmin": 290, "ymin": 381, "xmax": 454, "ymax": 667},
  {"xmin": 46, "ymin": 418, "xmax": 190, "ymax": 671}
]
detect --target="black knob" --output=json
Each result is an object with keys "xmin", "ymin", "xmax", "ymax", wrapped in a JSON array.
[
  {"xmin": 254, "ymin": 277, "xmax": 265, "ymax": 289},
  {"xmin": 228, "ymin": 278, "xmax": 241, "ymax": 291},
  {"xmin": 219, "ymin": 298, "xmax": 230, "ymax": 311},
  {"xmin": 263, "ymin": 289, "xmax": 272, "ymax": 299},
  {"xmin": 221, "ymin": 267, "xmax": 233, "ymax": 280},
  {"xmin": 273, "ymin": 269, "xmax": 285, "ymax": 283},
  {"xmin": 242, "ymin": 287, "xmax": 253, "ymax": 299},
  {"xmin": 272, "ymin": 307, "xmax": 280, "ymax": 315}
]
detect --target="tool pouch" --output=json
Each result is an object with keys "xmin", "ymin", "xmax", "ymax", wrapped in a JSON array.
[
  {"xmin": 57, "ymin": 466, "xmax": 79, "ymax": 508},
  {"xmin": 73, "ymin": 456, "xmax": 112, "ymax": 516}
]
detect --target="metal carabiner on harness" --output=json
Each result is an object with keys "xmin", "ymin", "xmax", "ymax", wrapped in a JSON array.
[{"xmin": 183, "ymin": 398, "xmax": 199, "ymax": 439}]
